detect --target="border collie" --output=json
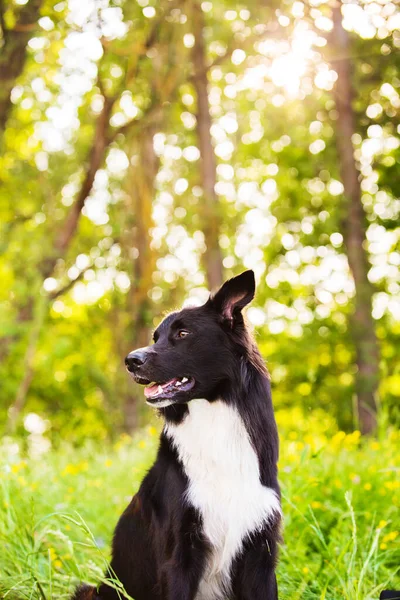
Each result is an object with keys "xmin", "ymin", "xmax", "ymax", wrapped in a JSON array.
[{"xmin": 73, "ymin": 270, "xmax": 281, "ymax": 600}]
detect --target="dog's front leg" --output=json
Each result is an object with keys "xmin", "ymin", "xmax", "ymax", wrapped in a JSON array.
[
  {"xmin": 160, "ymin": 548, "xmax": 205, "ymax": 600},
  {"xmin": 232, "ymin": 535, "xmax": 279, "ymax": 600},
  {"xmin": 160, "ymin": 565, "xmax": 199, "ymax": 600},
  {"xmin": 160, "ymin": 508, "xmax": 207, "ymax": 600}
]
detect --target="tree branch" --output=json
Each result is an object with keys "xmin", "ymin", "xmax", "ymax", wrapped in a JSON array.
[
  {"xmin": 48, "ymin": 265, "xmax": 93, "ymax": 300},
  {"xmin": 40, "ymin": 93, "xmax": 116, "ymax": 280},
  {"xmin": 0, "ymin": 0, "xmax": 6, "ymax": 39},
  {"xmin": 109, "ymin": 99, "xmax": 164, "ymax": 142},
  {"xmin": 0, "ymin": 0, "xmax": 44, "ymax": 135},
  {"xmin": 55, "ymin": 98, "xmax": 115, "ymax": 253}
]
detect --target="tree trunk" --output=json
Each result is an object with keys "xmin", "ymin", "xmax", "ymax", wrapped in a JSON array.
[
  {"xmin": 0, "ymin": 0, "xmax": 44, "ymax": 138},
  {"xmin": 6, "ymin": 293, "xmax": 47, "ymax": 433},
  {"xmin": 330, "ymin": 0, "xmax": 380, "ymax": 434},
  {"xmin": 122, "ymin": 127, "xmax": 159, "ymax": 434},
  {"xmin": 192, "ymin": 1, "xmax": 224, "ymax": 290}
]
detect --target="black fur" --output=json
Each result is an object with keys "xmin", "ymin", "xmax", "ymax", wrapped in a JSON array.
[{"xmin": 72, "ymin": 271, "xmax": 281, "ymax": 600}]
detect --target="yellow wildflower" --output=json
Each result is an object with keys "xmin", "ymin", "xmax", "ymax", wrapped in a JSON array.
[
  {"xmin": 385, "ymin": 480, "xmax": 400, "ymax": 490},
  {"xmin": 63, "ymin": 464, "xmax": 77, "ymax": 476},
  {"xmin": 332, "ymin": 431, "xmax": 346, "ymax": 446},
  {"xmin": 378, "ymin": 520, "xmax": 388, "ymax": 529},
  {"xmin": 11, "ymin": 462, "xmax": 26, "ymax": 473},
  {"xmin": 345, "ymin": 431, "xmax": 361, "ymax": 447},
  {"xmin": 48, "ymin": 547, "xmax": 57, "ymax": 561},
  {"xmin": 383, "ymin": 531, "xmax": 398, "ymax": 542}
]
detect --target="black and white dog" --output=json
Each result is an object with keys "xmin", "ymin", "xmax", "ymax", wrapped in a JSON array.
[{"xmin": 73, "ymin": 270, "xmax": 281, "ymax": 600}]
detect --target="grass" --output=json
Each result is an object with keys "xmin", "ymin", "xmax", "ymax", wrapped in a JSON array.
[{"xmin": 0, "ymin": 409, "xmax": 399, "ymax": 599}]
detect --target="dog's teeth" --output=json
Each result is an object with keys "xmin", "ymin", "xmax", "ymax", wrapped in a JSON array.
[
  {"xmin": 176, "ymin": 381, "xmax": 181, "ymax": 387},
  {"xmin": 157, "ymin": 385, "xmax": 163, "ymax": 394},
  {"xmin": 181, "ymin": 377, "xmax": 188, "ymax": 383}
]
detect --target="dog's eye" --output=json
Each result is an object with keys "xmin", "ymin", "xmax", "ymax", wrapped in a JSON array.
[{"xmin": 177, "ymin": 330, "xmax": 190, "ymax": 339}]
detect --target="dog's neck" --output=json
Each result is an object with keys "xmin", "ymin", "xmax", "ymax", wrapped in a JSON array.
[
  {"xmin": 159, "ymin": 351, "xmax": 271, "ymax": 426},
  {"xmin": 159, "ymin": 356, "xmax": 279, "ymax": 487}
]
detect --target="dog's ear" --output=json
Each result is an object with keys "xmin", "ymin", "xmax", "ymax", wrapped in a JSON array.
[{"xmin": 210, "ymin": 270, "xmax": 255, "ymax": 324}]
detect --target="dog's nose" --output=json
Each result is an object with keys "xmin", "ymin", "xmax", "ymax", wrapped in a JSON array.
[{"xmin": 125, "ymin": 349, "xmax": 148, "ymax": 371}]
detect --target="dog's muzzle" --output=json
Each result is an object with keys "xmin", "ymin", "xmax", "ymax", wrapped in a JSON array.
[{"xmin": 125, "ymin": 348, "xmax": 149, "ymax": 372}]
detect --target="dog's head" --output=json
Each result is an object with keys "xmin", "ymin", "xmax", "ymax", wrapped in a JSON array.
[{"xmin": 125, "ymin": 270, "xmax": 256, "ymax": 408}]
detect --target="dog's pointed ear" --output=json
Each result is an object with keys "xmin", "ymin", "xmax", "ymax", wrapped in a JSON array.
[{"xmin": 210, "ymin": 270, "xmax": 255, "ymax": 324}]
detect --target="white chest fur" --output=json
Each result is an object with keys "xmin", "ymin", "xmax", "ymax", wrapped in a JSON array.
[{"xmin": 165, "ymin": 399, "xmax": 281, "ymax": 600}]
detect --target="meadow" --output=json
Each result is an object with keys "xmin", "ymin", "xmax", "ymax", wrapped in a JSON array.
[{"xmin": 1, "ymin": 409, "xmax": 399, "ymax": 600}]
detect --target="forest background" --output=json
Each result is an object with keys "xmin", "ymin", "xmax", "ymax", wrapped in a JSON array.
[{"xmin": 0, "ymin": 0, "xmax": 399, "ymax": 597}]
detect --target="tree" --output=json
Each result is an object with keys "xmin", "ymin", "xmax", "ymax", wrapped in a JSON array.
[
  {"xmin": 120, "ymin": 126, "xmax": 159, "ymax": 432},
  {"xmin": 0, "ymin": 0, "xmax": 44, "ymax": 139},
  {"xmin": 330, "ymin": 0, "xmax": 380, "ymax": 434},
  {"xmin": 115, "ymin": 11, "xmax": 188, "ymax": 432},
  {"xmin": 192, "ymin": 1, "xmax": 224, "ymax": 290}
]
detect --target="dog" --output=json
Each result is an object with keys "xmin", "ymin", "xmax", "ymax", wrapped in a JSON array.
[{"xmin": 72, "ymin": 270, "xmax": 281, "ymax": 600}]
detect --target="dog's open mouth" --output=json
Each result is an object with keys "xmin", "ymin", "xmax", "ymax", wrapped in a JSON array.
[{"xmin": 143, "ymin": 377, "xmax": 195, "ymax": 403}]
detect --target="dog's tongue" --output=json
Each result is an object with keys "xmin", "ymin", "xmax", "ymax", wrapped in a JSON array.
[{"xmin": 144, "ymin": 378, "xmax": 179, "ymax": 399}]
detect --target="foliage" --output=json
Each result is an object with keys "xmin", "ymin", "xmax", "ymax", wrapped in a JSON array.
[
  {"xmin": 0, "ymin": 413, "xmax": 399, "ymax": 599},
  {"xmin": 0, "ymin": 0, "xmax": 399, "ymax": 435}
]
